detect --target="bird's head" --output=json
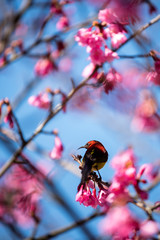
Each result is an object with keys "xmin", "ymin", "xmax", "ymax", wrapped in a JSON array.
[{"xmin": 78, "ymin": 140, "xmax": 99, "ymax": 150}]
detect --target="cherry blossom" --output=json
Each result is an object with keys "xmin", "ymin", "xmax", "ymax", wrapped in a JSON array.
[
  {"xmin": 35, "ymin": 58, "xmax": 54, "ymax": 77},
  {"xmin": 76, "ymin": 185, "xmax": 99, "ymax": 208},
  {"xmin": 111, "ymin": 32, "xmax": 127, "ymax": 48},
  {"xmin": 75, "ymin": 28, "xmax": 103, "ymax": 48},
  {"xmin": 131, "ymin": 90, "xmax": 160, "ymax": 132},
  {"xmin": 103, "ymin": 68, "xmax": 122, "ymax": 94},
  {"xmin": 0, "ymin": 164, "xmax": 43, "ymax": 226},
  {"xmin": 100, "ymin": 206, "xmax": 139, "ymax": 238},
  {"xmin": 4, "ymin": 110, "xmax": 14, "ymax": 128},
  {"xmin": 50, "ymin": 136, "xmax": 64, "ymax": 159},
  {"xmin": 28, "ymin": 92, "xmax": 50, "ymax": 109},
  {"xmin": 56, "ymin": 16, "xmax": 69, "ymax": 30},
  {"xmin": 97, "ymin": 187, "xmax": 109, "ymax": 207},
  {"xmin": 89, "ymin": 47, "xmax": 106, "ymax": 65},
  {"xmin": 140, "ymin": 220, "xmax": 159, "ymax": 238},
  {"xmin": 98, "ymin": 8, "xmax": 119, "ymax": 25},
  {"xmin": 104, "ymin": 47, "xmax": 119, "ymax": 62},
  {"xmin": 82, "ymin": 62, "xmax": 97, "ymax": 78}
]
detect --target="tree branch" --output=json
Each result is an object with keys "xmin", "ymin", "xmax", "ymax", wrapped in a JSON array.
[
  {"xmin": 25, "ymin": 211, "xmax": 105, "ymax": 240},
  {"xmin": 0, "ymin": 66, "xmax": 98, "ymax": 177},
  {"xmin": 116, "ymin": 14, "xmax": 160, "ymax": 51}
]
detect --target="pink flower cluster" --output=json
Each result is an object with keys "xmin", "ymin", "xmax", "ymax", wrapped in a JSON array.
[
  {"xmin": 103, "ymin": 68, "xmax": 122, "ymax": 94},
  {"xmin": 75, "ymin": 7, "xmax": 130, "ymax": 94},
  {"xmin": 0, "ymin": 164, "xmax": 43, "ymax": 226},
  {"xmin": 28, "ymin": 88, "xmax": 67, "ymax": 112},
  {"xmin": 56, "ymin": 16, "xmax": 69, "ymax": 31},
  {"xmin": 76, "ymin": 148, "xmax": 154, "ymax": 207},
  {"xmin": 109, "ymin": 148, "xmax": 150, "ymax": 201},
  {"xmin": 28, "ymin": 92, "xmax": 51, "ymax": 109},
  {"xmin": 76, "ymin": 182, "xmax": 109, "ymax": 209},
  {"xmin": 98, "ymin": 0, "xmax": 141, "ymax": 26},
  {"xmin": 82, "ymin": 65, "xmax": 122, "ymax": 94},
  {"xmin": 76, "ymin": 147, "xmax": 159, "ymax": 239},
  {"xmin": 35, "ymin": 58, "xmax": 55, "ymax": 77},
  {"xmin": 147, "ymin": 58, "xmax": 160, "ymax": 86},
  {"xmin": 75, "ymin": 26, "xmax": 119, "ymax": 67},
  {"xmin": 50, "ymin": 2, "xmax": 70, "ymax": 31},
  {"xmin": 131, "ymin": 90, "xmax": 160, "ymax": 132},
  {"xmin": 100, "ymin": 206, "xmax": 159, "ymax": 239}
]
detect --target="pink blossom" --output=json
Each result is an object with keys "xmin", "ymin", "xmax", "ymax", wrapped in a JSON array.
[
  {"xmin": 56, "ymin": 16, "xmax": 69, "ymax": 30},
  {"xmin": 98, "ymin": 8, "xmax": 118, "ymax": 24},
  {"xmin": 140, "ymin": 220, "xmax": 159, "ymax": 238},
  {"xmin": 50, "ymin": 3, "xmax": 63, "ymax": 15},
  {"xmin": 97, "ymin": 187, "xmax": 109, "ymax": 207},
  {"xmin": 103, "ymin": 68, "xmax": 122, "ymax": 94},
  {"xmin": 87, "ymin": 180, "xmax": 95, "ymax": 189},
  {"xmin": 104, "ymin": 47, "xmax": 119, "ymax": 62},
  {"xmin": 0, "ymin": 165, "xmax": 43, "ymax": 226},
  {"xmin": 107, "ymin": 178, "xmax": 130, "ymax": 204},
  {"xmin": 4, "ymin": 110, "xmax": 14, "ymax": 128},
  {"xmin": 28, "ymin": 92, "xmax": 50, "ymax": 109},
  {"xmin": 111, "ymin": 32, "xmax": 127, "ymax": 48},
  {"xmin": 137, "ymin": 163, "xmax": 158, "ymax": 182},
  {"xmin": 89, "ymin": 47, "xmax": 106, "ymax": 65},
  {"xmin": 109, "ymin": 23, "xmax": 127, "ymax": 34},
  {"xmin": 110, "ymin": 148, "xmax": 137, "ymax": 191},
  {"xmin": 100, "ymin": 206, "xmax": 139, "ymax": 238},
  {"xmin": 91, "ymin": 188, "xmax": 99, "ymax": 208},
  {"xmin": 131, "ymin": 90, "xmax": 160, "ymax": 132},
  {"xmin": 75, "ymin": 28, "xmax": 103, "ymax": 48},
  {"xmin": 154, "ymin": 59, "xmax": 160, "ymax": 73},
  {"xmin": 75, "ymin": 28, "xmax": 92, "ymax": 46},
  {"xmin": 58, "ymin": 57, "xmax": 72, "ymax": 72},
  {"xmin": 146, "ymin": 70, "xmax": 160, "ymax": 85},
  {"xmin": 110, "ymin": 0, "xmax": 141, "ymax": 25},
  {"xmin": 146, "ymin": 57, "xmax": 160, "ymax": 85},
  {"xmin": 111, "ymin": 148, "xmax": 136, "ymax": 171},
  {"xmin": 134, "ymin": 183, "xmax": 148, "ymax": 200},
  {"xmin": 50, "ymin": 136, "xmax": 63, "ymax": 159},
  {"xmin": 137, "ymin": 164, "xmax": 148, "ymax": 180},
  {"xmin": 82, "ymin": 63, "xmax": 97, "ymax": 78},
  {"xmin": 35, "ymin": 58, "xmax": 54, "ymax": 76},
  {"xmin": 132, "ymin": 115, "xmax": 160, "ymax": 132},
  {"xmin": 76, "ymin": 185, "xmax": 98, "ymax": 208}
]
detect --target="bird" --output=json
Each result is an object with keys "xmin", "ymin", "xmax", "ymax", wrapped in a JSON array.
[{"xmin": 78, "ymin": 140, "xmax": 108, "ymax": 189}]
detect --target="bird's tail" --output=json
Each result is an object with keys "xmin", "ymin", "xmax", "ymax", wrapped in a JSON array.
[{"xmin": 78, "ymin": 163, "xmax": 92, "ymax": 191}]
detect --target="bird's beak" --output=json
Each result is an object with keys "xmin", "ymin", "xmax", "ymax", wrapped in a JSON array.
[
  {"xmin": 77, "ymin": 145, "xmax": 86, "ymax": 150},
  {"xmin": 77, "ymin": 146, "xmax": 85, "ymax": 150}
]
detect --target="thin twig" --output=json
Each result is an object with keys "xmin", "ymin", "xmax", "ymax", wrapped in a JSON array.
[
  {"xmin": 25, "ymin": 211, "xmax": 105, "ymax": 240},
  {"xmin": 131, "ymin": 200, "xmax": 153, "ymax": 220},
  {"xmin": 11, "ymin": 111, "xmax": 25, "ymax": 144},
  {"xmin": 115, "ymin": 14, "xmax": 160, "ymax": 51},
  {"xmin": 119, "ymin": 53, "xmax": 150, "ymax": 59},
  {"xmin": 0, "ymin": 66, "xmax": 98, "ymax": 177}
]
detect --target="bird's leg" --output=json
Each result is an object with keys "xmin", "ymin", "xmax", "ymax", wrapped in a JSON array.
[{"xmin": 96, "ymin": 168, "xmax": 102, "ymax": 182}]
